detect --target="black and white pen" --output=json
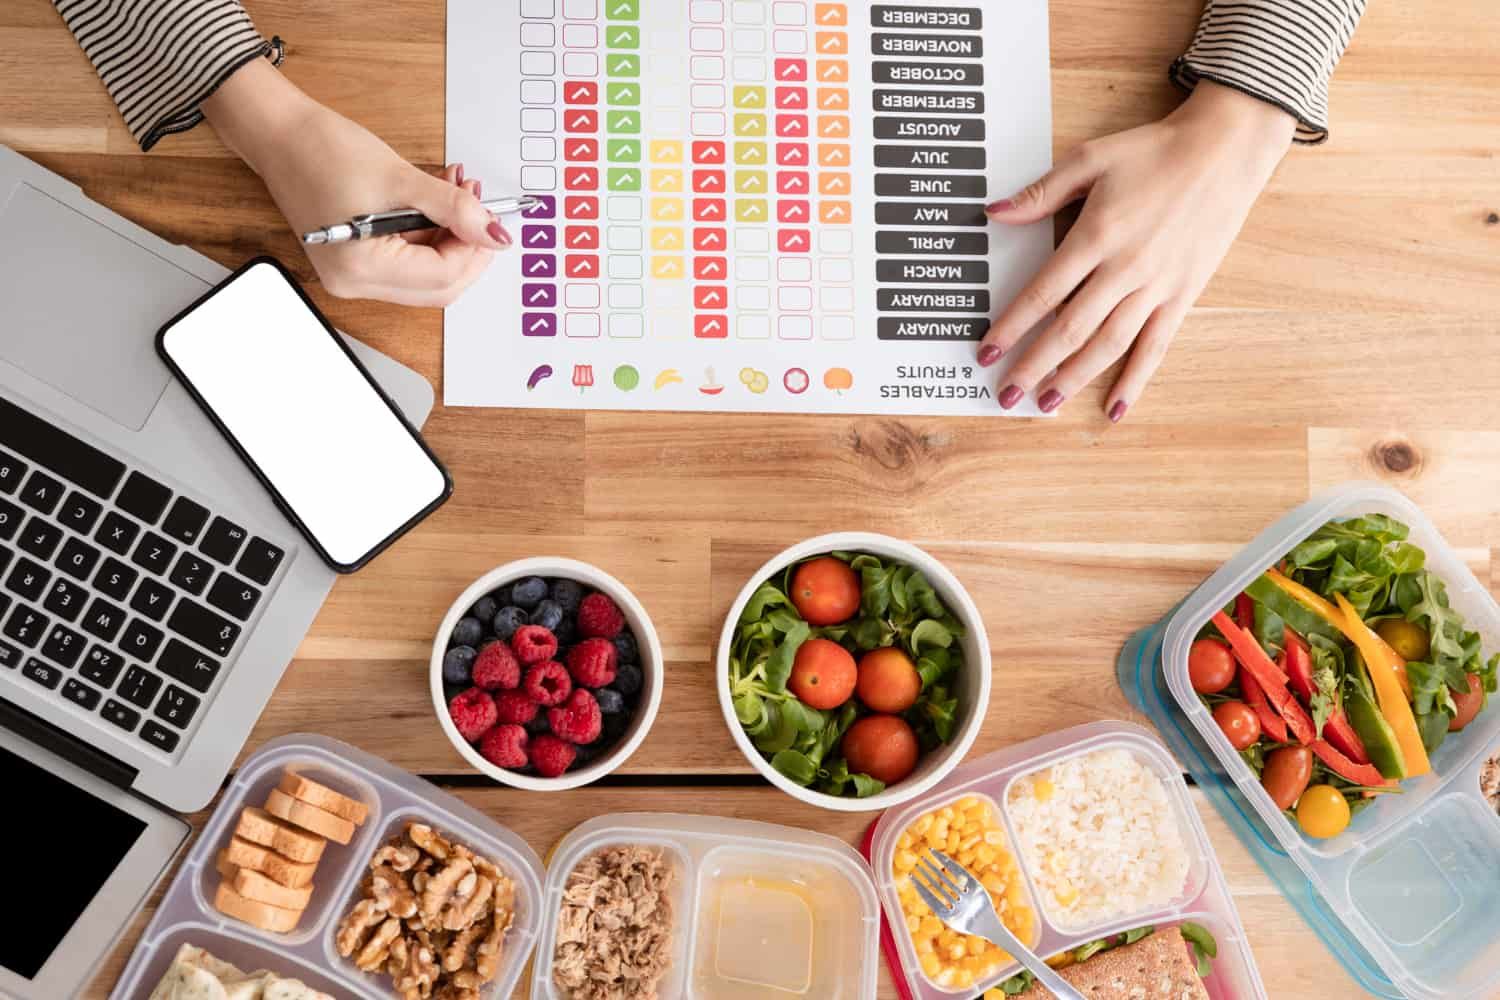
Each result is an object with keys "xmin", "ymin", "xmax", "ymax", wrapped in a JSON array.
[{"xmin": 301, "ymin": 195, "xmax": 541, "ymax": 245}]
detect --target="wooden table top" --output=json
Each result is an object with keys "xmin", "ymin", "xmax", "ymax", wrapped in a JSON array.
[{"xmin": 3, "ymin": 0, "xmax": 1498, "ymax": 996}]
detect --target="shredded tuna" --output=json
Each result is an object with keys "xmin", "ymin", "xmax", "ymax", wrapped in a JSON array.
[
  {"xmin": 1482, "ymin": 753, "xmax": 1500, "ymax": 812},
  {"xmin": 552, "ymin": 845, "xmax": 675, "ymax": 1000}
]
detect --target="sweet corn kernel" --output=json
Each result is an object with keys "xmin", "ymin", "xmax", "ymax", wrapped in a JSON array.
[
  {"xmin": 953, "ymin": 969, "xmax": 974, "ymax": 989},
  {"xmin": 976, "ymin": 845, "xmax": 997, "ymax": 866},
  {"xmin": 1052, "ymin": 878, "xmax": 1079, "ymax": 907},
  {"xmin": 906, "ymin": 914, "xmax": 921, "ymax": 933},
  {"xmin": 920, "ymin": 953, "xmax": 942, "ymax": 977},
  {"xmin": 897, "ymin": 832, "xmax": 914, "ymax": 850},
  {"xmin": 919, "ymin": 916, "xmax": 943, "ymax": 937},
  {"xmin": 1033, "ymin": 777, "xmax": 1055, "ymax": 801},
  {"xmin": 966, "ymin": 937, "xmax": 987, "ymax": 957},
  {"xmin": 895, "ymin": 849, "xmax": 917, "ymax": 872}
]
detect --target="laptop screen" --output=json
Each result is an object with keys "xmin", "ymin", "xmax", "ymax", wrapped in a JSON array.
[{"xmin": 0, "ymin": 744, "xmax": 145, "ymax": 980}]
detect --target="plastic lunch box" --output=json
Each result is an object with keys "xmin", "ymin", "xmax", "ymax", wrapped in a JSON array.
[
  {"xmin": 527, "ymin": 812, "xmax": 880, "ymax": 999},
  {"xmin": 108, "ymin": 733, "xmax": 547, "ymax": 1000},
  {"xmin": 1129, "ymin": 483, "xmax": 1500, "ymax": 1000},
  {"xmin": 865, "ymin": 721, "xmax": 1268, "ymax": 1000}
]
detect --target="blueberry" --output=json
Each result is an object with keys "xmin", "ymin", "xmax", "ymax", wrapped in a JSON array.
[
  {"xmin": 442, "ymin": 646, "xmax": 477, "ymax": 685},
  {"xmin": 490, "ymin": 584, "xmax": 513, "ymax": 608},
  {"xmin": 450, "ymin": 617, "xmax": 484, "ymax": 648},
  {"xmin": 553, "ymin": 617, "xmax": 578, "ymax": 646},
  {"xmin": 572, "ymin": 740, "xmax": 598, "ymax": 766},
  {"xmin": 469, "ymin": 596, "xmax": 498, "ymax": 624},
  {"xmin": 530, "ymin": 599, "xmax": 565, "ymax": 631},
  {"xmin": 614, "ymin": 662, "xmax": 643, "ymax": 697},
  {"xmin": 611, "ymin": 632, "xmax": 639, "ymax": 665},
  {"xmin": 493, "ymin": 606, "xmax": 529, "ymax": 640},
  {"xmin": 511, "ymin": 576, "xmax": 549, "ymax": 610},
  {"xmin": 549, "ymin": 579, "xmax": 585, "ymax": 613},
  {"xmin": 595, "ymin": 688, "xmax": 625, "ymax": 715},
  {"xmin": 601, "ymin": 712, "xmax": 629, "ymax": 742},
  {"xmin": 525, "ymin": 713, "xmax": 552, "ymax": 736}
]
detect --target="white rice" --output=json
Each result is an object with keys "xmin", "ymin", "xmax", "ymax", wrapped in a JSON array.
[{"xmin": 1005, "ymin": 747, "xmax": 1190, "ymax": 929}]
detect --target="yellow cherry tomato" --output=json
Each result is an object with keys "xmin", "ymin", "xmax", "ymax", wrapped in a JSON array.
[
  {"xmin": 1375, "ymin": 619, "xmax": 1430, "ymax": 662},
  {"xmin": 1296, "ymin": 784, "xmax": 1352, "ymax": 839}
]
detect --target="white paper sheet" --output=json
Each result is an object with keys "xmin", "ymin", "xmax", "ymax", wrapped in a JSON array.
[{"xmin": 445, "ymin": 0, "xmax": 1053, "ymax": 415}]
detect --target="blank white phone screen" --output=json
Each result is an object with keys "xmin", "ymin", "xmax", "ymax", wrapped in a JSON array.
[{"xmin": 161, "ymin": 261, "xmax": 446, "ymax": 567}]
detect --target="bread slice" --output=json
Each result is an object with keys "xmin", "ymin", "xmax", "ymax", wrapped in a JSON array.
[
  {"xmin": 213, "ymin": 881, "xmax": 304, "ymax": 933},
  {"xmin": 232, "ymin": 866, "xmax": 314, "ymax": 911},
  {"xmin": 235, "ymin": 807, "xmax": 327, "ymax": 863},
  {"xmin": 264, "ymin": 788, "xmax": 356, "ymax": 845},
  {"xmin": 220, "ymin": 838, "xmax": 318, "ymax": 889},
  {"xmin": 1016, "ymin": 927, "xmax": 1209, "ymax": 999},
  {"xmin": 278, "ymin": 771, "xmax": 369, "ymax": 825}
]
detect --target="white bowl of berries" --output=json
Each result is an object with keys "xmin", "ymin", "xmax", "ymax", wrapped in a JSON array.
[{"xmin": 430, "ymin": 558, "xmax": 664, "ymax": 791}]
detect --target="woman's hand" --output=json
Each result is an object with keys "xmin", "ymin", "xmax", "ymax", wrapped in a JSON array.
[
  {"xmin": 978, "ymin": 81, "xmax": 1296, "ymax": 420},
  {"xmin": 204, "ymin": 60, "xmax": 506, "ymax": 307}
]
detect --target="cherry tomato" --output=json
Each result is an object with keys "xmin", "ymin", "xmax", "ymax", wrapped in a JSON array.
[
  {"xmin": 857, "ymin": 647, "xmax": 922, "ymax": 713},
  {"xmin": 788, "ymin": 638, "xmax": 857, "ymax": 710},
  {"xmin": 1376, "ymin": 619, "xmax": 1430, "ymax": 662},
  {"xmin": 1296, "ymin": 784, "xmax": 1351, "ymax": 838},
  {"xmin": 1212, "ymin": 701, "xmax": 1262, "ymax": 750},
  {"xmin": 790, "ymin": 557, "xmax": 862, "ymax": 626},
  {"xmin": 1262, "ymin": 745, "xmax": 1314, "ymax": 811},
  {"xmin": 1189, "ymin": 638, "xmax": 1236, "ymax": 694},
  {"xmin": 841, "ymin": 714, "xmax": 920, "ymax": 785},
  {"xmin": 1449, "ymin": 672, "xmax": 1485, "ymax": 732}
]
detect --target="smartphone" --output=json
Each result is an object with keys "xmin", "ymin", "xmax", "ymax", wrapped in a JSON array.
[{"xmin": 157, "ymin": 257, "xmax": 451, "ymax": 572}]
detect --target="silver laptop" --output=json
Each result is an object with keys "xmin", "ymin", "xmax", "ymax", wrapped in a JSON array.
[{"xmin": 0, "ymin": 144, "xmax": 436, "ymax": 998}]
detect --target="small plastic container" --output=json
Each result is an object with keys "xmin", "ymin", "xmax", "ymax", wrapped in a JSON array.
[
  {"xmin": 528, "ymin": 813, "xmax": 880, "ymax": 999},
  {"xmin": 109, "ymin": 734, "xmax": 546, "ymax": 1000},
  {"xmin": 866, "ymin": 721, "xmax": 1267, "ymax": 1000},
  {"xmin": 1153, "ymin": 483, "xmax": 1500, "ymax": 1000}
]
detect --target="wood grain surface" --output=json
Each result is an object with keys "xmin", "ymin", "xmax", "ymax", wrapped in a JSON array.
[{"xmin": 1, "ymin": 0, "xmax": 1497, "ymax": 997}]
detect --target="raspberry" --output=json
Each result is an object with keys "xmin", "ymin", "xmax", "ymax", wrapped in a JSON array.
[
  {"xmin": 567, "ymin": 637, "xmax": 618, "ymax": 688},
  {"xmin": 577, "ymin": 593, "xmax": 626, "ymax": 639},
  {"xmin": 530, "ymin": 734, "xmax": 577, "ymax": 778},
  {"xmin": 471, "ymin": 642, "xmax": 521, "ymax": 690},
  {"xmin": 523, "ymin": 660, "xmax": 572, "ymax": 707},
  {"xmin": 548, "ymin": 688, "xmax": 603, "ymax": 744},
  {"xmin": 478, "ymin": 724, "xmax": 529, "ymax": 769},
  {"xmin": 494, "ymin": 690, "xmax": 539, "ymax": 725},
  {"xmin": 448, "ymin": 688, "xmax": 497, "ymax": 743},
  {"xmin": 511, "ymin": 625, "xmax": 559, "ymax": 665}
]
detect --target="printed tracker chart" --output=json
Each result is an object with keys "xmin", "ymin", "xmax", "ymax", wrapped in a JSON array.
[{"xmin": 446, "ymin": 0, "xmax": 1053, "ymax": 415}]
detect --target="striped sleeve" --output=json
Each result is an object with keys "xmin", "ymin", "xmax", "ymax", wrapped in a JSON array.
[
  {"xmin": 1171, "ymin": 0, "xmax": 1367, "ymax": 144},
  {"xmin": 52, "ymin": 0, "xmax": 284, "ymax": 152}
]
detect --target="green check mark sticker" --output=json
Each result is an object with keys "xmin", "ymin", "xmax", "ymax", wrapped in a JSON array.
[
  {"xmin": 607, "ymin": 0, "xmax": 639, "ymax": 18},
  {"xmin": 607, "ymin": 54, "xmax": 640, "ymax": 76},
  {"xmin": 606, "ymin": 25, "xmax": 639, "ymax": 47}
]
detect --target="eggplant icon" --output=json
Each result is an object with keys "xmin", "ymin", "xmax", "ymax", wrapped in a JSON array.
[{"xmin": 526, "ymin": 364, "xmax": 554, "ymax": 390}]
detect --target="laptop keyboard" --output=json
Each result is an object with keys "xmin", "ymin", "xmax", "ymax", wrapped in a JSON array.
[{"xmin": 0, "ymin": 395, "xmax": 287, "ymax": 757}]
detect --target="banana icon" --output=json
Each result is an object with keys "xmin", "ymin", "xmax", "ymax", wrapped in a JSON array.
[{"xmin": 654, "ymin": 368, "xmax": 684, "ymax": 390}]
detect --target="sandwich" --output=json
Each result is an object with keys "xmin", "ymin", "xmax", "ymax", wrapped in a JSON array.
[{"xmin": 988, "ymin": 924, "xmax": 1215, "ymax": 999}]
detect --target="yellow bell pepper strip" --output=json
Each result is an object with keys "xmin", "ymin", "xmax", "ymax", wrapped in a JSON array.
[
  {"xmin": 1211, "ymin": 611, "xmax": 1316, "ymax": 744},
  {"xmin": 1267, "ymin": 568, "xmax": 1410, "ymax": 697},
  {"xmin": 1334, "ymin": 593, "xmax": 1430, "ymax": 777}
]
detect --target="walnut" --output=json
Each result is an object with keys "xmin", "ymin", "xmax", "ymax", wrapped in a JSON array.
[
  {"xmin": 443, "ymin": 872, "xmax": 493, "ymax": 931},
  {"xmin": 336, "ymin": 898, "xmax": 384, "ymax": 957},
  {"xmin": 475, "ymin": 910, "xmax": 510, "ymax": 983},
  {"xmin": 373, "ymin": 842, "xmax": 422, "ymax": 872},
  {"xmin": 355, "ymin": 917, "xmax": 402, "ymax": 971},
  {"xmin": 406, "ymin": 822, "xmax": 452, "ymax": 860},
  {"xmin": 372, "ymin": 864, "xmax": 419, "ymax": 919},
  {"xmin": 420, "ymin": 856, "xmax": 474, "ymax": 929},
  {"xmin": 394, "ymin": 929, "xmax": 439, "ymax": 998},
  {"xmin": 442, "ymin": 918, "xmax": 487, "ymax": 972}
]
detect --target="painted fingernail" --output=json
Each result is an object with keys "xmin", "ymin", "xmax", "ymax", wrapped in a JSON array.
[
  {"xmin": 1038, "ymin": 389, "xmax": 1064, "ymax": 413},
  {"xmin": 985, "ymin": 198, "xmax": 1015, "ymax": 214},
  {"xmin": 1108, "ymin": 400, "xmax": 1128, "ymax": 423},
  {"xmin": 977, "ymin": 344, "xmax": 1002, "ymax": 367},
  {"xmin": 473, "ymin": 179, "xmax": 483, "ymax": 200},
  {"xmin": 999, "ymin": 384, "xmax": 1024, "ymax": 409},
  {"xmin": 455, "ymin": 162, "xmax": 465, "ymax": 185},
  {"xmin": 487, "ymin": 221, "xmax": 511, "ymax": 247}
]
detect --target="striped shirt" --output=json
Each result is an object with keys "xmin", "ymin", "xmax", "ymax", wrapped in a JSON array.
[{"xmin": 55, "ymin": 0, "xmax": 1365, "ymax": 152}]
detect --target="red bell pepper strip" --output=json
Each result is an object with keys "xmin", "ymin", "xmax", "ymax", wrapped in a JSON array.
[
  {"xmin": 1212, "ymin": 611, "xmax": 1315, "ymax": 744},
  {"xmin": 1311, "ymin": 739, "xmax": 1388, "ymax": 787},
  {"xmin": 1240, "ymin": 667, "xmax": 1288, "ymax": 742},
  {"xmin": 1322, "ymin": 709, "xmax": 1371, "ymax": 765},
  {"xmin": 1282, "ymin": 637, "xmax": 1315, "ymax": 704},
  {"xmin": 1236, "ymin": 593, "xmax": 1255, "ymax": 630}
]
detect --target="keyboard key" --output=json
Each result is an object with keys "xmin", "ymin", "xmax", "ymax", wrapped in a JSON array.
[
  {"xmin": 168, "ymin": 553, "xmax": 212, "ymax": 596},
  {"xmin": 95, "ymin": 511, "xmax": 140, "ymax": 556},
  {"xmin": 158, "ymin": 639, "xmax": 220, "ymax": 693},
  {"xmin": 166, "ymin": 598, "xmax": 241, "ymax": 656},
  {"xmin": 61, "ymin": 677, "xmax": 102, "ymax": 711},
  {"xmin": 199, "ymin": 516, "xmax": 248, "ymax": 564},
  {"xmin": 41, "ymin": 623, "xmax": 84, "ymax": 669},
  {"xmin": 139, "ymin": 719, "xmax": 179, "ymax": 753},
  {"xmin": 0, "ymin": 593, "xmax": 8, "ymax": 622},
  {"xmin": 57, "ymin": 491, "xmax": 103, "ymax": 535},
  {"xmin": 80, "ymin": 597, "xmax": 126, "ymax": 642},
  {"xmin": 0, "ymin": 544, "xmax": 12, "ymax": 580},
  {"xmin": 0, "ymin": 450, "xmax": 24, "ymax": 495},
  {"xmin": 131, "ymin": 531, "xmax": 177, "ymax": 576},
  {"xmin": 116, "ymin": 472, "xmax": 172, "ymax": 524},
  {"xmin": 0, "ymin": 396, "xmax": 127, "ymax": 499},
  {"xmin": 5, "ymin": 557, "xmax": 50, "ymax": 602},
  {"xmin": 101, "ymin": 698, "xmax": 140, "ymax": 732},
  {"xmin": 55, "ymin": 536, "xmax": 101, "ymax": 581},
  {"xmin": 153, "ymin": 684, "xmax": 200, "ymax": 729},
  {"xmin": 42, "ymin": 577, "xmax": 86, "ymax": 623},
  {"xmin": 129, "ymin": 577, "xmax": 174, "ymax": 621},
  {"xmin": 162, "ymin": 497, "xmax": 209, "ymax": 546},
  {"xmin": 18, "ymin": 470, "xmax": 64, "ymax": 515},
  {"xmin": 0, "ymin": 498, "xmax": 21, "ymax": 541},
  {"xmin": 236, "ymin": 537, "xmax": 285, "ymax": 585},
  {"xmin": 2, "ymin": 604, "xmax": 47, "ymax": 647},
  {"xmin": 21, "ymin": 657, "xmax": 61, "ymax": 690},
  {"xmin": 18, "ymin": 517, "xmax": 63, "ymax": 560},
  {"xmin": 0, "ymin": 639, "xmax": 19, "ymax": 669},
  {"xmin": 80, "ymin": 645, "xmax": 125, "ymax": 687},
  {"xmin": 206, "ymin": 572, "xmax": 262, "ymax": 622},
  {"xmin": 93, "ymin": 557, "xmax": 138, "ymax": 601},
  {"xmin": 120, "ymin": 619, "xmax": 164, "ymax": 662},
  {"xmin": 117, "ymin": 665, "xmax": 162, "ymax": 709}
]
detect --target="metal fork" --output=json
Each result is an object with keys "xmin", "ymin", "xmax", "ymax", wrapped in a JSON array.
[{"xmin": 910, "ymin": 849, "xmax": 1085, "ymax": 1000}]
